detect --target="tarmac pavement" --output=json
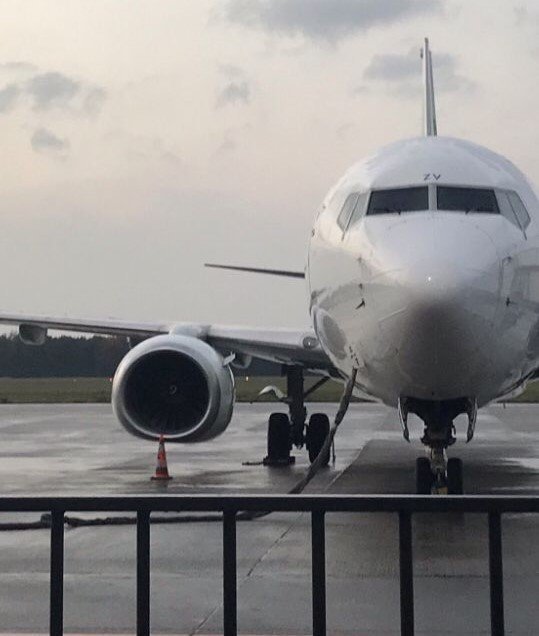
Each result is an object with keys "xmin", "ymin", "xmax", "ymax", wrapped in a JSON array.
[{"xmin": 0, "ymin": 402, "xmax": 536, "ymax": 634}]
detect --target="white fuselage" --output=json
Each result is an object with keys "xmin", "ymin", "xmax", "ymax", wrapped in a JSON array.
[{"xmin": 308, "ymin": 136, "xmax": 539, "ymax": 408}]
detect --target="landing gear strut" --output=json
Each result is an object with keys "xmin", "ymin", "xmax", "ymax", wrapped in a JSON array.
[
  {"xmin": 288, "ymin": 366, "xmax": 307, "ymax": 447},
  {"xmin": 406, "ymin": 397, "xmax": 468, "ymax": 494},
  {"xmin": 263, "ymin": 366, "xmax": 331, "ymax": 467}
]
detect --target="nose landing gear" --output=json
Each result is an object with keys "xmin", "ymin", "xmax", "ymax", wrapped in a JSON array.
[
  {"xmin": 416, "ymin": 449, "xmax": 464, "ymax": 495},
  {"xmin": 408, "ymin": 397, "xmax": 469, "ymax": 494},
  {"xmin": 416, "ymin": 451, "xmax": 464, "ymax": 495}
]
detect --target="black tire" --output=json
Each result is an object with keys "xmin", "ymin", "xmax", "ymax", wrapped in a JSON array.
[
  {"xmin": 416, "ymin": 457, "xmax": 432, "ymax": 495},
  {"xmin": 447, "ymin": 457, "xmax": 464, "ymax": 495},
  {"xmin": 267, "ymin": 413, "xmax": 291, "ymax": 461},
  {"xmin": 306, "ymin": 413, "xmax": 331, "ymax": 465}
]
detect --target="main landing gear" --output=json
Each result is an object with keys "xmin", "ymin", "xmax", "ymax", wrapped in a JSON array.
[
  {"xmin": 400, "ymin": 397, "xmax": 475, "ymax": 495},
  {"xmin": 263, "ymin": 366, "xmax": 331, "ymax": 467}
]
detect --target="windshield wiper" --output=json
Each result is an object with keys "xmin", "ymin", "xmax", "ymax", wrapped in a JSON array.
[
  {"xmin": 373, "ymin": 207, "xmax": 402, "ymax": 214},
  {"xmin": 464, "ymin": 207, "xmax": 492, "ymax": 214}
]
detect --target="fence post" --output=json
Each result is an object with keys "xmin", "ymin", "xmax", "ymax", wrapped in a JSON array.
[
  {"xmin": 399, "ymin": 511, "xmax": 414, "ymax": 636},
  {"xmin": 312, "ymin": 510, "xmax": 326, "ymax": 636},
  {"xmin": 137, "ymin": 510, "xmax": 151, "ymax": 636},
  {"xmin": 50, "ymin": 509, "xmax": 65, "ymax": 636},
  {"xmin": 223, "ymin": 510, "xmax": 237, "ymax": 636},
  {"xmin": 488, "ymin": 512, "xmax": 505, "ymax": 636}
]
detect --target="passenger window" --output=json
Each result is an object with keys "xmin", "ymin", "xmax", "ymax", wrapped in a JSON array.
[
  {"xmin": 337, "ymin": 193, "xmax": 360, "ymax": 231},
  {"xmin": 367, "ymin": 187, "xmax": 428, "ymax": 215},
  {"xmin": 437, "ymin": 187, "xmax": 499, "ymax": 213},
  {"xmin": 507, "ymin": 191, "xmax": 531, "ymax": 230}
]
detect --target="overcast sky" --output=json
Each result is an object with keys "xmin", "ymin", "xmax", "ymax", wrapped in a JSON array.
[{"xmin": 0, "ymin": 0, "xmax": 537, "ymax": 330}]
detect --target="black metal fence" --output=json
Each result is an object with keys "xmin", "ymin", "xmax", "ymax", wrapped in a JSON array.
[{"xmin": 0, "ymin": 494, "xmax": 537, "ymax": 636}]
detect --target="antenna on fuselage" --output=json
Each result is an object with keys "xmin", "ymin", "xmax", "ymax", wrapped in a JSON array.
[{"xmin": 421, "ymin": 37, "xmax": 437, "ymax": 136}]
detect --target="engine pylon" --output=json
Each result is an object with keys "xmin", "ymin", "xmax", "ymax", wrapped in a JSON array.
[{"xmin": 151, "ymin": 435, "xmax": 173, "ymax": 481}]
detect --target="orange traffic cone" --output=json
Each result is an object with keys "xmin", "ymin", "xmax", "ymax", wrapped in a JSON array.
[{"xmin": 151, "ymin": 435, "xmax": 172, "ymax": 481}]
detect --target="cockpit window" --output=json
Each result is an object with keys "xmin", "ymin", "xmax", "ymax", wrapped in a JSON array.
[
  {"xmin": 496, "ymin": 191, "xmax": 521, "ymax": 229},
  {"xmin": 366, "ymin": 187, "xmax": 428, "ymax": 215},
  {"xmin": 347, "ymin": 192, "xmax": 369, "ymax": 228},
  {"xmin": 507, "ymin": 191, "xmax": 531, "ymax": 230},
  {"xmin": 337, "ymin": 193, "xmax": 360, "ymax": 231},
  {"xmin": 437, "ymin": 186, "xmax": 499, "ymax": 213}
]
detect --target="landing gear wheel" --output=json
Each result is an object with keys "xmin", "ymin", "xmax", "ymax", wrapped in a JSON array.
[
  {"xmin": 416, "ymin": 457, "xmax": 433, "ymax": 494},
  {"xmin": 263, "ymin": 413, "xmax": 294, "ymax": 466},
  {"xmin": 306, "ymin": 413, "xmax": 331, "ymax": 465},
  {"xmin": 447, "ymin": 457, "xmax": 464, "ymax": 495}
]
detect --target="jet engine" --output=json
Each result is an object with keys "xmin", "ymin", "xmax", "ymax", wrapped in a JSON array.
[{"xmin": 112, "ymin": 334, "xmax": 235, "ymax": 441}]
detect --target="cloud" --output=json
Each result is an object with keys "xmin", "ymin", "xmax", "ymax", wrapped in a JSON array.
[
  {"xmin": 0, "ymin": 61, "xmax": 38, "ymax": 73},
  {"xmin": 514, "ymin": 6, "xmax": 528, "ymax": 24},
  {"xmin": 0, "ymin": 67, "xmax": 106, "ymax": 117},
  {"xmin": 514, "ymin": 5, "xmax": 539, "ymax": 26},
  {"xmin": 216, "ymin": 65, "xmax": 252, "ymax": 107},
  {"xmin": 219, "ymin": 0, "xmax": 443, "ymax": 43},
  {"xmin": 26, "ymin": 72, "xmax": 80, "ymax": 110},
  {"xmin": 31, "ymin": 127, "xmax": 69, "ymax": 155},
  {"xmin": 215, "ymin": 126, "xmax": 244, "ymax": 156},
  {"xmin": 83, "ymin": 87, "xmax": 107, "ymax": 116},
  {"xmin": 217, "ymin": 80, "xmax": 251, "ymax": 107},
  {"xmin": 364, "ymin": 53, "xmax": 419, "ymax": 81},
  {"xmin": 217, "ymin": 136, "xmax": 237, "ymax": 154},
  {"xmin": 363, "ymin": 48, "xmax": 474, "ymax": 94},
  {"xmin": 336, "ymin": 122, "xmax": 355, "ymax": 139},
  {"xmin": 105, "ymin": 129, "xmax": 182, "ymax": 167},
  {"xmin": 219, "ymin": 64, "xmax": 245, "ymax": 79},
  {"xmin": 0, "ymin": 84, "xmax": 20, "ymax": 113},
  {"xmin": 351, "ymin": 84, "xmax": 370, "ymax": 96}
]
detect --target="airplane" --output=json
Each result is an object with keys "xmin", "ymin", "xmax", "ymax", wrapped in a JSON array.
[{"xmin": 1, "ymin": 39, "xmax": 537, "ymax": 494}]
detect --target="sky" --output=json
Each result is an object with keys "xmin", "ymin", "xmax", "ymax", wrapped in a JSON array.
[{"xmin": 0, "ymin": 0, "xmax": 538, "ymax": 330}]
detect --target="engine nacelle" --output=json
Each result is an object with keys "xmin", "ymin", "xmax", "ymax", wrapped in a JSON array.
[{"xmin": 112, "ymin": 334, "xmax": 235, "ymax": 442}]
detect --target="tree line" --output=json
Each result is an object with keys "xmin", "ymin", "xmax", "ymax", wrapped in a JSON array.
[
  {"xmin": 0, "ymin": 334, "xmax": 129, "ymax": 377},
  {"xmin": 0, "ymin": 333, "xmax": 280, "ymax": 377}
]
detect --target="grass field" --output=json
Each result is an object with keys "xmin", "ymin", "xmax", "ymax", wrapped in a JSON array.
[
  {"xmin": 0, "ymin": 376, "xmax": 537, "ymax": 403},
  {"xmin": 0, "ymin": 377, "xmax": 113, "ymax": 403},
  {"xmin": 0, "ymin": 376, "xmax": 343, "ymax": 404}
]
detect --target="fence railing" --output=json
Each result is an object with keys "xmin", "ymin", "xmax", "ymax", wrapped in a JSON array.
[{"xmin": 0, "ymin": 494, "xmax": 537, "ymax": 636}]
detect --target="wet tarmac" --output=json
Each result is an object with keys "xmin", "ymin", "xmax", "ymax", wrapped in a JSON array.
[{"xmin": 0, "ymin": 402, "xmax": 537, "ymax": 634}]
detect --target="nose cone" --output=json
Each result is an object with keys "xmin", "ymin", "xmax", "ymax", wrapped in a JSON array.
[
  {"xmin": 389, "ymin": 257, "xmax": 475, "ymax": 305},
  {"xmin": 362, "ymin": 216, "xmax": 500, "ymax": 399}
]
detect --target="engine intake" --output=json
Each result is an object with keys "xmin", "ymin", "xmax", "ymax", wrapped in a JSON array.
[{"xmin": 112, "ymin": 335, "xmax": 235, "ymax": 441}]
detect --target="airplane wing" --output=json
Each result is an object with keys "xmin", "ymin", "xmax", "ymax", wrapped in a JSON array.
[
  {"xmin": 0, "ymin": 312, "xmax": 333, "ymax": 371},
  {"xmin": 206, "ymin": 325, "xmax": 331, "ymax": 370},
  {"xmin": 0, "ymin": 313, "xmax": 171, "ymax": 338}
]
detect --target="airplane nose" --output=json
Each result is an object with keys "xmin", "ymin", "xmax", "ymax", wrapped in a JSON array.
[
  {"xmin": 367, "ymin": 216, "xmax": 499, "ymax": 300},
  {"xmin": 367, "ymin": 216, "xmax": 499, "ymax": 302},
  {"xmin": 362, "ymin": 217, "xmax": 500, "ymax": 398},
  {"xmin": 388, "ymin": 258, "xmax": 466, "ymax": 304}
]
